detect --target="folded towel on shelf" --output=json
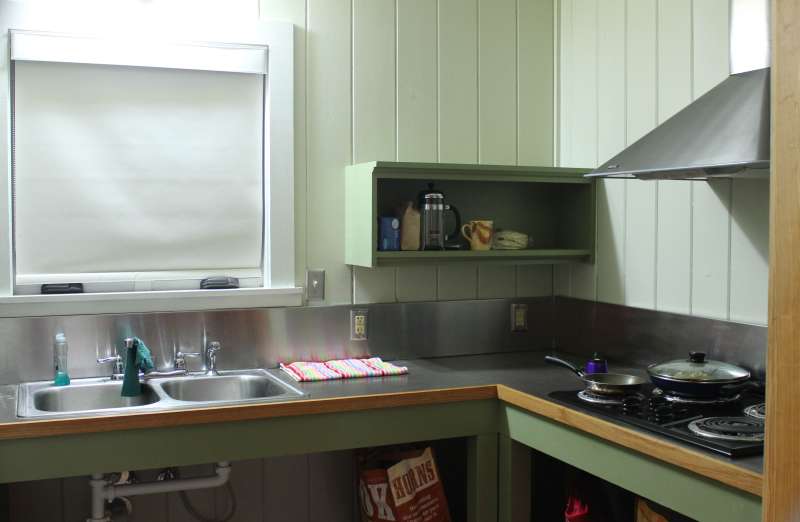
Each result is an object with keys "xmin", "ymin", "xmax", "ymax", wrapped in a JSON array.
[{"xmin": 280, "ymin": 357, "xmax": 409, "ymax": 382}]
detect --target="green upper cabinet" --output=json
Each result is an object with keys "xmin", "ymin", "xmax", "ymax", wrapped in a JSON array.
[{"xmin": 345, "ymin": 162, "xmax": 596, "ymax": 268}]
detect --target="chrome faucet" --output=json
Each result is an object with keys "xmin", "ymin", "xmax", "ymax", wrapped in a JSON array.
[
  {"xmin": 99, "ymin": 338, "xmax": 191, "ymax": 381},
  {"xmin": 98, "ymin": 339, "xmax": 223, "ymax": 380},
  {"xmin": 152, "ymin": 342, "xmax": 219, "ymax": 376},
  {"xmin": 205, "ymin": 341, "xmax": 222, "ymax": 376},
  {"xmin": 175, "ymin": 350, "xmax": 202, "ymax": 371},
  {"xmin": 96, "ymin": 353, "xmax": 124, "ymax": 381},
  {"xmin": 96, "ymin": 338, "xmax": 135, "ymax": 381},
  {"xmin": 141, "ymin": 348, "xmax": 198, "ymax": 380}
]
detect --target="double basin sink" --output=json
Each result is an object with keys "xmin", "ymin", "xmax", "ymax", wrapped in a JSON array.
[{"xmin": 17, "ymin": 370, "xmax": 305, "ymax": 418}]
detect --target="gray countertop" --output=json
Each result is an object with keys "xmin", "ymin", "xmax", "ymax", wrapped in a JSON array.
[
  {"xmin": 0, "ymin": 350, "xmax": 763, "ymax": 477},
  {"xmin": 293, "ymin": 351, "xmax": 764, "ymax": 476},
  {"xmin": 294, "ymin": 350, "xmax": 583, "ymax": 398}
]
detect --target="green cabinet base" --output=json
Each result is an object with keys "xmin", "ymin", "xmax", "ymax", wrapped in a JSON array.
[
  {"xmin": 500, "ymin": 405, "xmax": 762, "ymax": 522},
  {"xmin": 0, "ymin": 399, "xmax": 761, "ymax": 522}
]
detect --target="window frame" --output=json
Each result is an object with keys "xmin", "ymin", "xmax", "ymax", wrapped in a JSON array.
[{"xmin": 0, "ymin": 6, "xmax": 300, "ymax": 317}]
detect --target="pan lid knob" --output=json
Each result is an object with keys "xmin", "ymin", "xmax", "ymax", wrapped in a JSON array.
[{"xmin": 689, "ymin": 352, "xmax": 706, "ymax": 363}]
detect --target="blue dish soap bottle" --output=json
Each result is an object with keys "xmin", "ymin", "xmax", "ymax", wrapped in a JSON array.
[{"xmin": 53, "ymin": 333, "xmax": 70, "ymax": 386}]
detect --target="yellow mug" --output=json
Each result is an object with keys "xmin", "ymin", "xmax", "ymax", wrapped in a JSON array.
[{"xmin": 461, "ymin": 220, "xmax": 494, "ymax": 251}]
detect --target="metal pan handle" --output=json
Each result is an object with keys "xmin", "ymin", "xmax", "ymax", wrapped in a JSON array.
[
  {"xmin": 720, "ymin": 379, "xmax": 763, "ymax": 394},
  {"xmin": 544, "ymin": 355, "xmax": 585, "ymax": 378}
]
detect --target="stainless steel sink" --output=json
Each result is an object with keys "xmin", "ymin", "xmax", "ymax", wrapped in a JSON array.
[
  {"xmin": 19, "ymin": 379, "xmax": 161, "ymax": 416},
  {"xmin": 159, "ymin": 373, "xmax": 292, "ymax": 402},
  {"xmin": 17, "ymin": 370, "xmax": 304, "ymax": 418},
  {"xmin": 34, "ymin": 382, "xmax": 160, "ymax": 412}
]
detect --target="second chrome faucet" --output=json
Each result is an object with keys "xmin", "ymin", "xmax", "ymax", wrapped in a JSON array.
[{"xmin": 175, "ymin": 341, "xmax": 221, "ymax": 376}]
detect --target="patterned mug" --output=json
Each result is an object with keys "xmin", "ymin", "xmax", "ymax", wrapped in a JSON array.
[{"xmin": 461, "ymin": 220, "xmax": 494, "ymax": 251}]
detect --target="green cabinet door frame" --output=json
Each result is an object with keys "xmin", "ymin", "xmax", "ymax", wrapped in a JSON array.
[{"xmin": 499, "ymin": 405, "xmax": 762, "ymax": 522}]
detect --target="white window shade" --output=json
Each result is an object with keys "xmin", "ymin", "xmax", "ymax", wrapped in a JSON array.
[{"xmin": 13, "ymin": 60, "xmax": 265, "ymax": 292}]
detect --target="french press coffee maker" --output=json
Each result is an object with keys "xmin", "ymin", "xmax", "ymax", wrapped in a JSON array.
[{"xmin": 418, "ymin": 183, "xmax": 461, "ymax": 250}]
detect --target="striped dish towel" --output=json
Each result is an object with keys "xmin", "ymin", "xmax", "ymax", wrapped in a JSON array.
[
  {"xmin": 280, "ymin": 361, "xmax": 342, "ymax": 382},
  {"xmin": 363, "ymin": 357, "xmax": 409, "ymax": 377},
  {"xmin": 326, "ymin": 358, "xmax": 384, "ymax": 378},
  {"xmin": 280, "ymin": 357, "xmax": 408, "ymax": 382}
]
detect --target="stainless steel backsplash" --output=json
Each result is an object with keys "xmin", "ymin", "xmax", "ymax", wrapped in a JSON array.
[
  {"xmin": 552, "ymin": 297, "xmax": 768, "ymax": 381},
  {"xmin": 0, "ymin": 296, "xmax": 768, "ymax": 386},
  {"xmin": 0, "ymin": 298, "xmax": 555, "ymax": 385}
]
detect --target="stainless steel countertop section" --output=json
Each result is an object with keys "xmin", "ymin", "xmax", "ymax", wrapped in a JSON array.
[{"xmin": 0, "ymin": 351, "xmax": 763, "ymax": 476}]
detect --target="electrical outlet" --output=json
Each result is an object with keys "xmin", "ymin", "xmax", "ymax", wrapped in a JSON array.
[
  {"xmin": 351, "ymin": 309, "xmax": 368, "ymax": 341},
  {"xmin": 510, "ymin": 303, "xmax": 528, "ymax": 332},
  {"xmin": 306, "ymin": 270, "xmax": 325, "ymax": 300}
]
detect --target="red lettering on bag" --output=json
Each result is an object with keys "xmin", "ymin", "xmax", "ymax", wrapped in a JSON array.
[{"xmin": 358, "ymin": 447, "xmax": 451, "ymax": 522}]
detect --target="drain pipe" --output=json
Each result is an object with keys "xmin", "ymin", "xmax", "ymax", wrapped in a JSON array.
[{"xmin": 88, "ymin": 462, "xmax": 231, "ymax": 522}]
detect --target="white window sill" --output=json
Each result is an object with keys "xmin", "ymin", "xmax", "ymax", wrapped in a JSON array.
[{"xmin": 0, "ymin": 287, "xmax": 304, "ymax": 317}]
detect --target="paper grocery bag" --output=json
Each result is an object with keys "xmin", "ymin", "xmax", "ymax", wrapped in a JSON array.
[{"xmin": 359, "ymin": 447, "xmax": 451, "ymax": 522}]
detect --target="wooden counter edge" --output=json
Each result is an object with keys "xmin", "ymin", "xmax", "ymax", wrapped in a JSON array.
[
  {"xmin": 497, "ymin": 385, "xmax": 763, "ymax": 497},
  {"xmin": 0, "ymin": 385, "xmax": 498, "ymax": 440}
]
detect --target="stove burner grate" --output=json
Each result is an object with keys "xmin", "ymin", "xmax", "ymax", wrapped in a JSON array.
[
  {"xmin": 687, "ymin": 417, "xmax": 765, "ymax": 442},
  {"xmin": 654, "ymin": 388, "xmax": 741, "ymax": 406},
  {"xmin": 744, "ymin": 403, "xmax": 766, "ymax": 420},
  {"xmin": 577, "ymin": 390, "xmax": 631, "ymax": 405}
]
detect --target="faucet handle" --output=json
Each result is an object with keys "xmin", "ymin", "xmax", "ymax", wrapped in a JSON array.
[
  {"xmin": 175, "ymin": 351, "xmax": 201, "ymax": 370},
  {"xmin": 97, "ymin": 353, "xmax": 124, "ymax": 379},
  {"xmin": 204, "ymin": 341, "xmax": 222, "ymax": 376}
]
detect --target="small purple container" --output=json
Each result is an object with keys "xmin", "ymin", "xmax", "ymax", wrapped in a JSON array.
[{"xmin": 585, "ymin": 353, "xmax": 608, "ymax": 374}]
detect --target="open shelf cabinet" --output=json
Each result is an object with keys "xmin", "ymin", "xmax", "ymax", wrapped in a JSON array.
[{"xmin": 345, "ymin": 161, "xmax": 595, "ymax": 267}]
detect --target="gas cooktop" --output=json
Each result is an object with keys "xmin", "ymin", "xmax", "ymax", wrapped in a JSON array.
[{"xmin": 549, "ymin": 385, "xmax": 765, "ymax": 458}]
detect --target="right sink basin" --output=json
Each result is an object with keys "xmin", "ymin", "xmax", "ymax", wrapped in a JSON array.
[{"xmin": 158, "ymin": 370, "xmax": 302, "ymax": 403}]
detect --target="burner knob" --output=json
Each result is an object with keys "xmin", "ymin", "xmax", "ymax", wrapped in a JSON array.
[
  {"xmin": 621, "ymin": 395, "xmax": 643, "ymax": 416},
  {"xmin": 651, "ymin": 404, "xmax": 674, "ymax": 422},
  {"xmin": 622, "ymin": 396, "xmax": 643, "ymax": 406}
]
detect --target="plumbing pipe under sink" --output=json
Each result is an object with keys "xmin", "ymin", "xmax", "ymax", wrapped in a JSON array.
[{"xmin": 88, "ymin": 461, "xmax": 231, "ymax": 522}]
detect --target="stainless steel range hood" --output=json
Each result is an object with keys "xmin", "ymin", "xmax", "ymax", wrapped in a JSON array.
[{"xmin": 587, "ymin": 0, "xmax": 770, "ymax": 180}]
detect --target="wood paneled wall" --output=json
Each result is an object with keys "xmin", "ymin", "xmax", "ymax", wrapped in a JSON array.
[
  {"xmin": 557, "ymin": 0, "xmax": 770, "ymax": 325},
  {"xmin": 764, "ymin": 0, "xmax": 800, "ymax": 517},
  {"xmin": 263, "ymin": 0, "xmax": 558, "ymax": 306}
]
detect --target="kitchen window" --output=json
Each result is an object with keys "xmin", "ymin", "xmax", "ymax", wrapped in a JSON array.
[{"xmin": 0, "ymin": 14, "xmax": 299, "ymax": 316}]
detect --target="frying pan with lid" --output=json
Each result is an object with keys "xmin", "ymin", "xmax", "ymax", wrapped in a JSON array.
[
  {"xmin": 545, "ymin": 355, "xmax": 647, "ymax": 395},
  {"xmin": 647, "ymin": 351, "xmax": 753, "ymax": 398}
]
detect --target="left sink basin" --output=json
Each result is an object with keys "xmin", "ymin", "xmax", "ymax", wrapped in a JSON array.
[{"xmin": 18, "ymin": 379, "xmax": 162, "ymax": 418}]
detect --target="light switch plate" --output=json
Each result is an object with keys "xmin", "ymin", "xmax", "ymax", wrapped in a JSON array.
[
  {"xmin": 511, "ymin": 303, "xmax": 528, "ymax": 332},
  {"xmin": 306, "ymin": 270, "xmax": 325, "ymax": 300},
  {"xmin": 350, "ymin": 309, "xmax": 368, "ymax": 341}
]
